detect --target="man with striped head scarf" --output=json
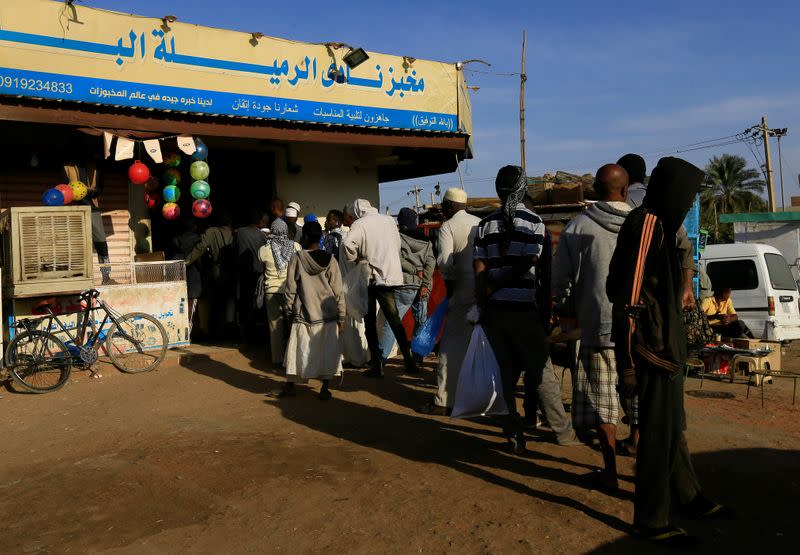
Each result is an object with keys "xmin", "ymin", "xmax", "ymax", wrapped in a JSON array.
[
  {"xmin": 496, "ymin": 164, "xmax": 529, "ymax": 229},
  {"xmin": 473, "ymin": 165, "xmax": 550, "ymax": 455}
]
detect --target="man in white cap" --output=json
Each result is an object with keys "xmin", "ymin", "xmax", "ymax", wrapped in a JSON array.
[
  {"xmin": 285, "ymin": 201, "xmax": 302, "ymax": 243},
  {"xmin": 419, "ymin": 188, "xmax": 481, "ymax": 415}
]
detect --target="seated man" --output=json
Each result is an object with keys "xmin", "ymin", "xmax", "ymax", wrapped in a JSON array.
[{"xmin": 701, "ymin": 287, "xmax": 754, "ymax": 339}]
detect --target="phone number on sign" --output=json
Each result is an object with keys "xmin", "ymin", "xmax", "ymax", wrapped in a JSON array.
[{"xmin": 1, "ymin": 76, "xmax": 73, "ymax": 94}]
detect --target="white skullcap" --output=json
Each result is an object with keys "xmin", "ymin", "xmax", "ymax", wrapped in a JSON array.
[
  {"xmin": 285, "ymin": 207, "xmax": 298, "ymax": 218},
  {"xmin": 287, "ymin": 201, "xmax": 301, "ymax": 212},
  {"xmin": 443, "ymin": 188, "xmax": 468, "ymax": 203}
]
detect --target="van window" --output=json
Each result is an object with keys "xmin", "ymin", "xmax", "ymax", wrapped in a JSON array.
[
  {"xmin": 706, "ymin": 259, "xmax": 758, "ymax": 290},
  {"xmin": 764, "ymin": 253, "xmax": 797, "ymax": 291}
]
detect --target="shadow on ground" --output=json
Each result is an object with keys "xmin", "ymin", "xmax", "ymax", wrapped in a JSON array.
[
  {"xmin": 588, "ymin": 447, "xmax": 799, "ymax": 553},
  {"xmin": 180, "ymin": 351, "xmax": 631, "ymax": 531},
  {"xmin": 179, "ymin": 351, "xmax": 797, "ymax": 550}
]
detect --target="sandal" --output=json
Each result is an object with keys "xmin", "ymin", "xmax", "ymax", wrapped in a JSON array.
[
  {"xmin": 586, "ymin": 470, "xmax": 619, "ymax": 494},
  {"xmin": 266, "ymin": 385, "xmax": 296, "ymax": 398},
  {"xmin": 508, "ymin": 430, "xmax": 527, "ymax": 455},
  {"xmin": 681, "ymin": 495, "xmax": 736, "ymax": 520},
  {"xmin": 634, "ymin": 525, "xmax": 698, "ymax": 548},
  {"xmin": 417, "ymin": 402, "xmax": 450, "ymax": 416},
  {"xmin": 617, "ymin": 439, "xmax": 637, "ymax": 457}
]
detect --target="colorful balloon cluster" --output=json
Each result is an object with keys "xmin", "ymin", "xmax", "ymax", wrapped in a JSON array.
[
  {"xmin": 41, "ymin": 181, "xmax": 88, "ymax": 207},
  {"xmin": 141, "ymin": 138, "xmax": 212, "ymax": 220},
  {"xmin": 189, "ymin": 138, "xmax": 212, "ymax": 219}
]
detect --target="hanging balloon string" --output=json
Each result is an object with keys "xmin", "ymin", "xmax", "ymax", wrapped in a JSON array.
[{"xmin": 89, "ymin": 125, "xmax": 186, "ymax": 143}]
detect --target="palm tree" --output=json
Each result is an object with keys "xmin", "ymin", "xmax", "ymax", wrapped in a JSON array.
[{"xmin": 701, "ymin": 154, "xmax": 766, "ymax": 242}]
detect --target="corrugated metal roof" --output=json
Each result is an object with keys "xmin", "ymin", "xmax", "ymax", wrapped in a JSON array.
[{"xmin": 719, "ymin": 212, "xmax": 800, "ymax": 223}]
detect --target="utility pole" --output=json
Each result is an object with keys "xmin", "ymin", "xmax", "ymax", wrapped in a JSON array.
[
  {"xmin": 455, "ymin": 154, "xmax": 465, "ymax": 190},
  {"xmin": 519, "ymin": 30, "xmax": 527, "ymax": 173},
  {"xmin": 407, "ymin": 185, "xmax": 422, "ymax": 212},
  {"xmin": 773, "ymin": 127, "xmax": 788, "ymax": 211},
  {"xmin": 761, "ymin": 115, "xmax": 777, "ymax": 212}
]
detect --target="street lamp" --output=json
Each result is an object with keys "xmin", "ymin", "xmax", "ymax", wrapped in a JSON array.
[
  {"xmin": 455, "ymin": 59, "xmax": 491, "ymax": 70},
  {"xmin": 324, "ymin": 42, "xmax": 370, "ymax": 71}
]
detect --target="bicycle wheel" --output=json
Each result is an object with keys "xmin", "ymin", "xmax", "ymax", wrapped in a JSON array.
[
  {"xmin": 4, "ymin": 331, "xmax": 72, "ymax": 393},
  {"xmin": 105, "ymin": 312, "xmax": 168, "ymax": 373}
]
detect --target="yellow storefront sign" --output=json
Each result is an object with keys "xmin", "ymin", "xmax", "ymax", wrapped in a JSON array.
[{"xmin": 0, "ymin": 0, "xmax": 472, "ymax": 135}]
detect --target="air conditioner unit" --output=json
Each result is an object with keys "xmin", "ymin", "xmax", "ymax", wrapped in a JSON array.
[{"xmin": 0, "ymin": 206, "xmax": 93, "ymax": 298}]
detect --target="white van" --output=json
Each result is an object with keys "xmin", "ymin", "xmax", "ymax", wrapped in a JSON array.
[{"xmin": 701, "ymin": 243, "xmax": 800, "ymax": 341}]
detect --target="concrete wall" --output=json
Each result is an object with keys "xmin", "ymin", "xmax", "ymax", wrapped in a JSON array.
[{"xmin": 274, "ymin": 142, "xmax": 380, "ymax": 217}]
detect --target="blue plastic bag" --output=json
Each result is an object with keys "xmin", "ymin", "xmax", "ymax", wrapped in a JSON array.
[{"xmin": 411, "ymin": 298, "xmax": 449, "ymax": 357}]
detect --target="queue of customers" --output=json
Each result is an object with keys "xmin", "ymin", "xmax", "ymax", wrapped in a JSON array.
[{"xmin": 182, "ymin": 155, "xmax": 734, "ymax": 546}]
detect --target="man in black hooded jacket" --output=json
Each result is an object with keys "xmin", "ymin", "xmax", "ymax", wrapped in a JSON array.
[{"xmin": 607, "ymin": 157, "xmax": 733, "ymax": 546}]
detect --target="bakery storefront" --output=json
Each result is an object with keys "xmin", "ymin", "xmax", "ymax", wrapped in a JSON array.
[{"xmin": 0, "ymin": 0, "xmax": 472, "ymax": 346}]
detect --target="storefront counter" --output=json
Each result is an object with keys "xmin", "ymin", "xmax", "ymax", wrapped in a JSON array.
[{"xmin": 4, "ymin": 261, "xmax": 190, "ymax": 349}]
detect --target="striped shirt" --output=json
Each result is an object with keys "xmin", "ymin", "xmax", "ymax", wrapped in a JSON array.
[{"xmin": 473, "ymin": 204, "xmax": 546, "ymax": 304}]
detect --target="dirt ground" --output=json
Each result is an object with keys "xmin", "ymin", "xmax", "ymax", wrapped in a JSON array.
[{"xmin": 1, "ymin": 343, "xmax": 798, "ymax": 554}]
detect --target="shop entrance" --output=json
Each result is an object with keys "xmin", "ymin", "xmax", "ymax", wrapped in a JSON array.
[
  {"xmin": 145, "ymin": 138, "xmax": 277, "ymax": 345},
  {"xmin": 150, "ymin": 141, "xmax": 276, "ymax": 255}
]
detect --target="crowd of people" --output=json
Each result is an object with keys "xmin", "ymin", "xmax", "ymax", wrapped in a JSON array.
[{"xmin": 178, "ymin": 153, "xmax": 735, "ymax": 546}]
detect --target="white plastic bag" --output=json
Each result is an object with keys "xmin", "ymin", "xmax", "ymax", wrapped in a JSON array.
[
  {"xmin": 451, "ymin": 325, "xmax": 509, "ymax": 419},
  {"xmin": 343, "ymin": 261, "xmax": 370, "ymax": 318}
]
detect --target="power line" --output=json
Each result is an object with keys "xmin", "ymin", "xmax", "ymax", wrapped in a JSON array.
[
  {"xmin": 667, "ymin": 139, "xmax": 743, "ymax": 155},
  {"xmin": 463, "ymin": 68, "xmax": 521, "ymax": 77},
  {"xmin": 380, "ymin": 129, "xmax": 763, "ymax": 192}
]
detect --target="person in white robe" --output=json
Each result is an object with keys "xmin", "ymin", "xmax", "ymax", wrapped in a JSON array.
[
  {"xmin": 338, "ymin": 205, "xmax": 370, "ymax": 368},
  {"xmin": 268, "ymin": 222, "xmax": 345, "ymax": 400},
  {"xmin": 419, "ymin": 188, "xmax": 481, "ymax": 415}
]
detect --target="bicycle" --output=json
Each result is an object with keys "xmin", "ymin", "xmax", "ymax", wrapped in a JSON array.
[{"xmin": 2, "ymin": 289, "xmax": 168, "ymax": 393}]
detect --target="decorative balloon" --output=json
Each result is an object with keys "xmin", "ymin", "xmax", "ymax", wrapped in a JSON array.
[
  {"xmin": 162, "ymin": 202, "xmax": 180, "ymax": 220},
  {"xmin": 144, "ymin": 176, "xmax": 160, "ymax": 192},
  {"xmin": 162, "ymin": 185, "xmax": 181, "ymax": 203},
  {"xmin": 189, "ymin": 180, "xmax": 210, "ymax": 199},
  {"xmin": 190, "ymin": 160, "xmax": 210, "ymax": 181},
  {"xmin": 55, "ymin": 184, "xmax": 74, "ymax": 204},
  {"xmin": 128, "ymin": 160, "xmax": 150, "ymax": 185},
  {"xmin": 192, "ymin": 199, "xmax": 213, "ymax": 218},
  {"xmin": 144, "ymin": 191, "xmax": 161, "ymax": 210},
  {"xmin": 191, "ymin": 138, "xmax": 208, "ymax": 161},
  {"xmin": 162, "ymin": 168, "xmax": 181, "ymax": 188},
  {"xmin": 43, "ymin": 188, "xmax": 65, "ymax": 206},
  {"xmin": 163, "ymin": 151, "xmax": 182, "ymax": 168},
  {"xmin": 69, "ymin": 180, "xmax": 88, "ymax": 201}
]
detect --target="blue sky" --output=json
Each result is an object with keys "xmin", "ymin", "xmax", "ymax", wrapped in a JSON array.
[{"xmin": 90, "ymin": 0, "xmax": 800, "ymax": 212}]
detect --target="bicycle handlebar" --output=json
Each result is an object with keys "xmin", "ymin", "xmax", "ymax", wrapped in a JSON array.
[{"xmin": 79, "ymin": 289, "xmax": 101, "ymax": 300}]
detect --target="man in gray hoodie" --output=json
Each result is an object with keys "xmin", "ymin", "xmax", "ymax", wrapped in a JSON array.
[
  {"xmin": 552, "ymin": 163, "xmax": 632, "ymax": 492},
  {"xmin": 379, "ymin": 208, "xmax": 435, "ymax": 360}
]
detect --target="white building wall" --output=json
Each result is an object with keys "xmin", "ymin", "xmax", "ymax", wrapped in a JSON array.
[{"xmin": 274, "ymin": 142, "xmax": 380, "ymax": 218}]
